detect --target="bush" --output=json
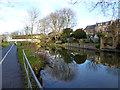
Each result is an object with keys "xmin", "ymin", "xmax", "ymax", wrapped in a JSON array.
[
  {"xmin": 72, "ymin": 29, "xmax": 86, "ymax": 39},
  {"xmin": 60, "ymin": 33, "xmax": 68, "ymax": 43},
  {"xmin": 29, "ymin": 42, "xmax": 32, "ymax": 45},
  {"xmin": 95, "ymin": 43, "xmax": 100, "ymax": 49},
  {"xmin": 60, "ymin": 28, "xmax": 73, "ymax": 43}
]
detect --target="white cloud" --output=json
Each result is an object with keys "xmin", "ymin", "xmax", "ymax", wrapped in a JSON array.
[
  {"xmin": 0, "ymin": 0, "xmax": 113, "ymax": 34},
  {"xmin": 0, "ymin": 20, "xmax": 24, "ymax": 34},
  {"xmin": 0, "ymin": 7, "xmax": 26, "ymax": 34}
]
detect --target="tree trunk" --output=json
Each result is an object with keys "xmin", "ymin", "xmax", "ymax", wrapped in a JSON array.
[{"xmin": 31, "ymin": 23, "xmax": 33, "ymax": 41}]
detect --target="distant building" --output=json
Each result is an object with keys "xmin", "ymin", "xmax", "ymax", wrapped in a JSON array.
[
  {"xmin": 84, "ymin": 25, "xmax": 96, "ymax": 35},
  {"xmin": 95, "ymin": 20, "xmax": 114, "ymax": 34},
  {"xmin": 84, "ymin": 20, "xmax": 114, "ymax": 35}
]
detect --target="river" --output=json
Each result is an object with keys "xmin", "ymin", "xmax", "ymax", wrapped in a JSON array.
[{"xmin": 39, "ymin": 47, "xmax": 120, "ymax": 88}]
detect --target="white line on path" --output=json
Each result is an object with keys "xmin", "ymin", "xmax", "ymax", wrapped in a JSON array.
[{"xmin": 0, "ymin": 44, "xmax": 14, "ymax": 64}]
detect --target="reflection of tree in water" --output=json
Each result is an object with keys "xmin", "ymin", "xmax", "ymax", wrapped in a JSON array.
[
  {"xmin": 49, "ymin": 48, "xmax": 57, "ymax": 55},
  {"xmin": 58, "ymin": 48, "xmax": 73, "ymax": 64},
  {"xmin": 87, "ymin": 59, "xmax": 101, "ymax": 72},
  {"xmin": 74, "ymin": 54, "xmax": 87, "ymax": 64},
  {"xmin": 105, "ymin": 67, "xmax": 119, "ymax": 76},
  {"xmin": 96, "ymin": 53, "xmax": 120, "ymax": 69},
  {"xmin": 42, "ymin": 54, "xmax": 77, "ymax": 81},
  {"xmin": 86, "ymin": 53, "xmax": 120, "ymax": 73}
]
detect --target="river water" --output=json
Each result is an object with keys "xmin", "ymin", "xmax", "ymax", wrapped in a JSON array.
[{"xmin": 40, "ymin": 47, "xmax": 120, "ymax": 88}]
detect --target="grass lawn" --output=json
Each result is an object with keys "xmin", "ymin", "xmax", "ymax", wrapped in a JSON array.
[{"xmin": 0, "ymin": 42, "xmax": 10, "ymax": 50}]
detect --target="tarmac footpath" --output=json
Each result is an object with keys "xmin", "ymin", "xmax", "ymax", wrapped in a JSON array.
[{"xmin": 1, "ymin": 44, "xmax": 25, "ymax": 89}]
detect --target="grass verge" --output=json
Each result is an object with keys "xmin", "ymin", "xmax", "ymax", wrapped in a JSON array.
[
  {"xmin": 0, "ymin": 42, "xmax": 10, "ymax": 50},
  {"xmin": 17, "ymin": 42, "xmax": 46, "ymax": 88}
]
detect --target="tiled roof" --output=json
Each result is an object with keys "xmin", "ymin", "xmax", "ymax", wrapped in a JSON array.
[
  {"xmin": 96, "ymin": 21, "xmax": 111, "ymax": 26},
  {"xmin": 84, "ymin": 25, "xmax": 96, "ymax": 30}
]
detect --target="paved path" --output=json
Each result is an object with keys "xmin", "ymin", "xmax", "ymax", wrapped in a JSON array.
[{"xmin": 1, "ymin": 43, "xmax": 25, "ymax": 88}]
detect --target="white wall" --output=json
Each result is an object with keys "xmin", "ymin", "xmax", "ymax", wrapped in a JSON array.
[{"xmin": 7, "ymin": 39, "xmax": 38, "ymax": 42}]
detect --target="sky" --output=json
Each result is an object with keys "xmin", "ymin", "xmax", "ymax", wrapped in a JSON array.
[{"xmin": 0, "ymin": 0, "xmax": 115, "ymax": 34}]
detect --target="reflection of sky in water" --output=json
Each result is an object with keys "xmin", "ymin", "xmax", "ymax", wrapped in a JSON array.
[{"xmin": 40, "ymin": 48, "xmax": 119, "ymax": 88}]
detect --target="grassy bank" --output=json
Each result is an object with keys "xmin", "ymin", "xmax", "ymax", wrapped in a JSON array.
[
  {"xmin": 0, "ymin": 42, "xmax": 10, "ymax": 50},
  {"xmin": 17, "ymin": 42, "xmax": 46, "ymax": 88}
]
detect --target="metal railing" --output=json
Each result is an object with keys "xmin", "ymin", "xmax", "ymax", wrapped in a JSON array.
[{"xmin": 23, "ymin": 49, "xmax": 43, "ymax": 89}]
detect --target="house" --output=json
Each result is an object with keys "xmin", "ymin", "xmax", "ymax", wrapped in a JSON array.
[
  {"xmin": 95, "ymin": 20, "xmax": 114, "ymax": 34},
  {"xmin": 116, "ymin": 19, "xmax": 120, "ymax": 35},
  {"xmin": 84, "ymin": 25, "xmax": 96, "ymax": 35},
  {"xmin": 84, "ymin": 20, "xmax": 114, "ymax": 35}
]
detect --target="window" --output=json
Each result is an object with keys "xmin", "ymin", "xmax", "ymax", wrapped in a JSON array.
[
  {"xmin": 98, "ymin": 23, "xmax": 101, "ymax": 26},
  {"xmin": 97, "ymin": 28, "xmax": 102, "ymax": 32},
  {"xmin": 104, "ymin": 27, "xmax": 108, "ymax": 31}
]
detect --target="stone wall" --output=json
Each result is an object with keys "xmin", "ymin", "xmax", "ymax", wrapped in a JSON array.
[{"xmin": 100, "ymin": 37, "xmax": 113, "ymax": 49}]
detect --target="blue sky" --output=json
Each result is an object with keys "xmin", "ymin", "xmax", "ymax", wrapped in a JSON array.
[{"xmin": 0, "ymin": 0, "xmax": 115, "ymax": 34}]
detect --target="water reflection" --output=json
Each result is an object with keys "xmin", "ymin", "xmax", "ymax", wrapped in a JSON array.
[
  {"xmin": 86, "ymin": 53, "xmax": 120, "ymax": 70},
  {"xmin": 58, "ymin": 48, "xmax": 73, "ymax": 64},
  {"xmin": 40, "ymin": 47, "xmax": 120, "ymax": 88},
  {"xmin": 85, "ymin": 52, "xmax": 120, "ymax": 75},
  {"xmin": 74, "ymin": 54, "xmax": 87, "ymax": 64},
  {"xmin": 41, "ymin": 48, "xmax": 77, "ymax": 81}
]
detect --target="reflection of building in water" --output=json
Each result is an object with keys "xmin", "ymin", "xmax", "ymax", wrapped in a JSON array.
[{"xmin": 87, "ymin": 53, "xmax": 119, "ymax": 69}]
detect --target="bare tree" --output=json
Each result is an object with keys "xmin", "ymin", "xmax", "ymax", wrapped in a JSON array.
[
  {"xmin": 24, "ymin": 25, "xmax": 30, "ymax": 39},
  {"xmin": 0, "ymin": 0, "xmax": 14, "ymax": 7},
  {"xmin": 109, "ymin": 19, "xmax": 120, "ymax": 48},
  {"xmin": 27, "ymin": 8, "xmax": 40, "ymax": 40},
  {"xmin": 44, "ymin": 8, "xmax": 76, "ymax": 41},
  {"xmin": 69, "ymin": 0, "xmax": 119, "ymax": 18},
  {"xmin": 38, "ymin": 18, "xmax": 49, "ymax": 34},
  {"xmin": 2, "ymin": 32, "xmax": 9, "ymax": 42},
  {"xmin": 61, "ymin": 8, "xmax": 76, "ymax": 29},
  {"xmin": 11, "ymin": 31, "xmax": 19, "ymax": 39}
]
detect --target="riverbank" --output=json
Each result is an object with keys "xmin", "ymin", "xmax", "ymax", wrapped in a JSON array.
[
  {"xmin": 17, "ymin": 42, "xmax": 47, "ymax": 88},
  {"xmin": 17, "ymin": 42, "xmax": 120, "ymax": 88},
  {"xmin": 66, "ymin": 43, "xmax": 120, "ymax": 53},
  {"xmin": 48, "ymin": 43, "xmax": 120, "ymax": 54}
]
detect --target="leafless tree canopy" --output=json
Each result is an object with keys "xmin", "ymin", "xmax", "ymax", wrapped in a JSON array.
[
  {"xmin": 39, "ymin": 8, "xmax": 76, "ymax": 33},
  {"xmin": 69, "ymin": 0, "xmax": 119, "ymax": 18},
  {"xmin": 0, "ymin": 0, "xmax": 14, "ymax": 7},
  {"xmin": 24, "ymin": 25, "xmax": 30, "ymax": 36},
  {"xmin": 27, "ymin": 8, "xmax": 40, "ymax": 39},
  {"xmin": 38, "ymin": 18, "xmax": 49, "ymax": 34},
  {"xmin": 37, "ymin": 8, "xmax": 76, "ymax": 40}
]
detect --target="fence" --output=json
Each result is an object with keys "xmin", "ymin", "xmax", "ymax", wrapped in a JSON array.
[
  {"xmin": 23, "ymin": 49, "xmax": 43, "ymax": 89},
  {"xmin": 66, "ymin": 43, "xmax": 96, "ymax": 49}
]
